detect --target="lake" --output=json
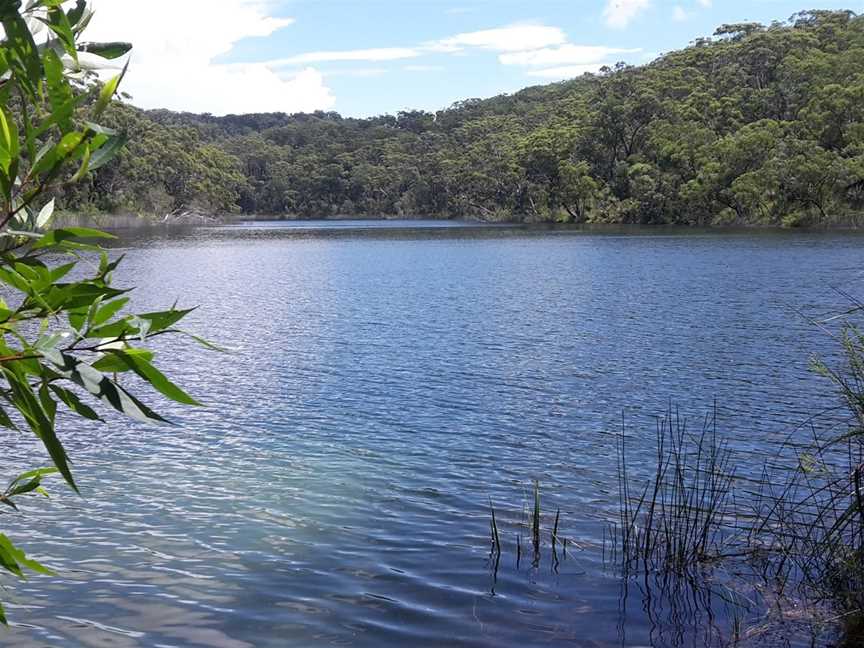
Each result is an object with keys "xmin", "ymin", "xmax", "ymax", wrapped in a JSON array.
[{"xmin": 1, "ymin": 220, "xmax": 862, "ymax": 647}]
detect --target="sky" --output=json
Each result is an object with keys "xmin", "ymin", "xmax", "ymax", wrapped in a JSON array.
[{"xmin": 86, "ymin": 0, "xmax": 864, "ymax": 117}]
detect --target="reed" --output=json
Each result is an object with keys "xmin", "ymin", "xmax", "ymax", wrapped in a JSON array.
[
  {"xmin": 485, "ymin": 480, "xmax": 573, "ymax": 574},
  {"xmin": 484, "ymin": 308, "xmax": 864, "ymax": 643},
  {"xmin": 737, "ymin": 321, "xmax": 864, "ymax": 639},
  {"xmin": 532, "ymin": 480, "xmax": 541, "ymax": 551},
  {"xmin": 614, "ymin": 406, "xmax": 738, "ymax": 575},
  {"xmin": 489, "ymin": 498, "xmax": 501, "ymax": 555}
]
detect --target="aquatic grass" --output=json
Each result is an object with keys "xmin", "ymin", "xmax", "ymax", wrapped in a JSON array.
[
  {"xmin": 481, "ymin": 406, "xmax": 850, "ymax": 644},
  {"xmin": 489, "ymin": 498, "xmax": 501, "ymax": 555},
  {"xmin": 481, "ymin": 305, "xmax": 864, "ymax": 644},
  {"xmin": 485, "ymin": 480, "xmax": 576, "ymax": 578},
  {"xmin": 551, "ymin": 508, "xmax": 560, "ymax": 547},
  {"xmin": 738, "ymin": 319, "xmax": 864, "ymax": 640},
  {"xmin": 750, "ymin": 428, "xmax": 864, "ymax": 618},
  {"xmin": 607, "ymin": 317, "xmax": 864, "ymax": 645},
  {"xmin": 614, "ymin": 406, "xmax": 739, "ymax": 575},
  {"xmin": 532, "ymin": 480, "xmax": 541, "ymax": 554}
]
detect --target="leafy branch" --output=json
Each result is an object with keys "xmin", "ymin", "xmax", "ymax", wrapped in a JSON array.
[{"xmin": 0, "ymin": 0, "xmax": 212, "ymax": 623}]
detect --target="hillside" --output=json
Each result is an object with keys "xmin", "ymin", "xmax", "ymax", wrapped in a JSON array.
[{"xmin": 60, "ymin": 9, "xmax": 864, "ymax": 226}]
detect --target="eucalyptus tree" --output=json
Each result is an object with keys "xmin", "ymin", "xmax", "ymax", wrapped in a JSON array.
[{"xmin": 0, "ymin": 0, "xmax": 207, "ymax": 622}]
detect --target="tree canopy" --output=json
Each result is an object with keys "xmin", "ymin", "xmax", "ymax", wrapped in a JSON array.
[{"xmin": 60, "ymin": 9, "xmax": 864, "ymax": 226}]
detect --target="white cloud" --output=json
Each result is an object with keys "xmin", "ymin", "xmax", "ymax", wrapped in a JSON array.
[
  {"xmin": 403, "ymin": 65, "xmax": 445, "ymax": 72},
  {"xmin": 673, "ymin": 5, "xmax": 688, "ymax": 21},
  {"xmin": 87, "ymin": 0, "xmax": 335, "ymax": 115},
  {"xmin": 603, "ymin": 0, "xmax": 651, "ymax": 28},
  {"xmin": 697, "ymin": 0, "xmax": 712, "ymax": 7},
  {"xmin": 499, "ymin": 44, "xmax": 640, "ymax": 66},
  {"xmin": 528, "ymin": 64, "xmax": 606, "ymax": 78},
  {"xmin": 298, "ymin": 67, "xmax": 388, "ymax": 78},
  {"xmin": 272, "ymin": 48, "xmax": 420, "ymax": 65},
  {"xmin": 270, "ymin": 22, "xmax": 568, "ymax": 72},
  {"xmin": 429, "ymin": 24, "xmax": 567, "ymax": 52}
]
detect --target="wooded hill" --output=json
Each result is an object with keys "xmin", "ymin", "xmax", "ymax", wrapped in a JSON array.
[{"xmin": 60, "ymin": 9, "xmax": 864, "ymax": 226}]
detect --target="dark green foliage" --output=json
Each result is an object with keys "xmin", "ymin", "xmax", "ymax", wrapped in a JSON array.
[
  {"xmin": 61, "ymin": 102, "xmax": 249, "ymax": 216},
  {"xmin": 59, "ymin": 9, "xmax": 864, "ymax": 225}
]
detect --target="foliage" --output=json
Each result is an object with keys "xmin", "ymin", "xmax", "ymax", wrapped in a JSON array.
[
  {"xmin": 0, "ymin": 0, "xmax": 205, "ymax": 622},
  {"xmin": 57, "ymin": 9, "xmax": 864, "ymax": 225},
  {"xmin": 62, "ymin": 102, "xmax": 249, "ymax": 216}
]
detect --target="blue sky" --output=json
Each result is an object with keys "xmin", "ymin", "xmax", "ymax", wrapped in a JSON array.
[{"xmin": 89, "ymin": 0, "xmax": 864, "ymax": 117}]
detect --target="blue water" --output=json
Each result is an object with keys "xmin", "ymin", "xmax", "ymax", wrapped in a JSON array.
[{"xmin": 1, "ymin": 221, "xmax": 861, "ymax": 647}]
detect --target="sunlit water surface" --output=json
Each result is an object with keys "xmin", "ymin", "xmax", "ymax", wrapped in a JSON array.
[{"xmin": 2, "ymin": 220, "xmax": 863, "ymax": 647}]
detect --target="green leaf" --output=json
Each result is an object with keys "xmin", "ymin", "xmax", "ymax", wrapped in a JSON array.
[
  {"xmin": 1, "ymin": 364, "xmax": 76, "ymax": 492},
  {"xmin": 49, "ymin": 261, "xmax": 76, "ymax": 282},
  {"xmin": 48, "ymin": 384, "xmax": 103, "ymax": 422},
  {"xmin": 32, "ymin": 227, "xmax": 115, "ymax": 250},
  {"xmin": 79, "ymin": 41, "xmax": 132, "ymax": 59},
  {"xmin": 46, "ymin": 353, "xmax": 169, "ymax": 425},
  {"xmin": 36, "ymin": 198, "xmax": 55, "ymax": 229},
  {"xmin": 0, "ymin": 537, "xmax": 23, "ymax": 577},
  {"xmin": 31, "ymin": 138, "xmax": 57, "ymax": 174},
  {"xmin": 87, "ymin": 307, "xmax": 195, "ymax": 339},
  {"xmin": 9, "ymin": 467, "xmax": 58, "ymax": 485},
  {"xmin": 87, "ymin": 132, "xmax": 127, "ymax": 171},
  {"xmin": 177, "ymin": 330, "xmax": 230, "ymax": 353},
  {"xmin": 67, "ymin": 0, "xmax": 87, "ymax": 28},
  {"xmin": 6, "ymin": 467, "xmax": 57, "ymax": 498},
  {"xmin": 104, "ymin": 350, "xmax": 201, "ymax": 406},
  {"xmin": 92, "ymin": 296, "xmax": 129, "ymax": 327},
  {"xmin": 38, "ymin": 383, "xmax": 57, "ymax": 425},
  {"xmin": 42, "ymin": 49, "xmax": 76, "ymax": 133},
  {"xmin": 91, "ymin": 347, "xmax": 153, "ymax": 372},
  {"xmin": 43, "ymin": 6, "xmax": 78, "ymax": 60},
  {"xmin": 0, "ymin": 11, "xmax": 41, "ymax": 96},
  {"xmin": 98, "ymin": 251, "xmax": 125, "ymax": 278},
  {"xmin": 85, "ymin": 316, "xmax": 136, "ymax": 339},
  {"xmin": 70, "ymin": 143, "xmax": 92, "ymax": 182},
  {"xmin": 56, "ymin": 131, "xmax": 85, "ymax": 157},
  {"xmin": 0, "ymin": 404, "xmax": 18, "ymax": 431},
  {"xmin": 83, "ymin": 121, "xmax": 118, "ymax": 136},
  {"xmin": 138, "ymin": 307, "xmax": 196, "ymax": 333},
  {"xmin": 34, "ymin": 281, "xmax": 127, "ymax": 313},
  {"xmin": 71, "ymin": 4, "xmax": 94, "ymax": 35},
  {"xmin": 93, "ymin": 61, "xmax": 127, "ymax": 118},
  {"xmin": 0, "ymin": 534, "xmax": 54, "ymax": 577},
  {"xmin": 0, "ymin": 265, "xmax": 32, "ymax": 292},
  {"xmin": 0, "ymin": 106, "xmax": 20, "ymax": 174}
]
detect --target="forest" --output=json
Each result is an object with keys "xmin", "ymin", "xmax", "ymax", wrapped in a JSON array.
[{"xmin": 59, "ymin": 9, "xmax": 864, "ymax": 226}]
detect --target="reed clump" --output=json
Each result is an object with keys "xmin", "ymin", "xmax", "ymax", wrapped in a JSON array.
[
  {"xmin": 614, "ymin": 406, "xmax": 739, "ymax": 575},
  {"xmin": 483, "ymin": 311, "xmax": 864, "ymax": 644},
  {"xmin": 610, "ymin": 406, "xmax": 854, "ymax": 647},
  {"xmin": 748, "ymin": 324, "xmax": 864, "ymax": 635},
  {"xmin": 610, "ymin": 321, "xmax": 864, "ymax": 645}
]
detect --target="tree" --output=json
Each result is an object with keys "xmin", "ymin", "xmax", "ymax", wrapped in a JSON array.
[
  {"xmin": 17, "ymin": 8, "xmax": 864, "ymax": 225},
  {"xmin": 0, "ymin": 0, "xmax": 208, "ymax": 623},
  {"xmin": 713, "ymin": 22, "xmax": 765, "ymax": 41},
  {"xmin": 557, "ymin": 160, "xmax": 598, "ymax": 222}
]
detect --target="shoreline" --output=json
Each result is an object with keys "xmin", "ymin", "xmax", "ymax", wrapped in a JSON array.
[{"xmin": 56, "ymin": 210, "xmax": 864, "ymax": 234}]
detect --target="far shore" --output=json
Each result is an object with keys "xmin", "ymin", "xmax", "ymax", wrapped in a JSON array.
[{"xmin": 56, "ymin": 210, "xmax": 864, "ymax": 233}]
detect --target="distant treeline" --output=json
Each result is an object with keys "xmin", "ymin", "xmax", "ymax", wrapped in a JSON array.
[{"xmin": 60, "ymin": 9, "xmax": 864, "ymax": 226}]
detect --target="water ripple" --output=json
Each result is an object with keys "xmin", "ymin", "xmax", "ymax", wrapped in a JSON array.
[{"xmin": 1, "ymin": 223, "xmax": 861, "ymax": 646}]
